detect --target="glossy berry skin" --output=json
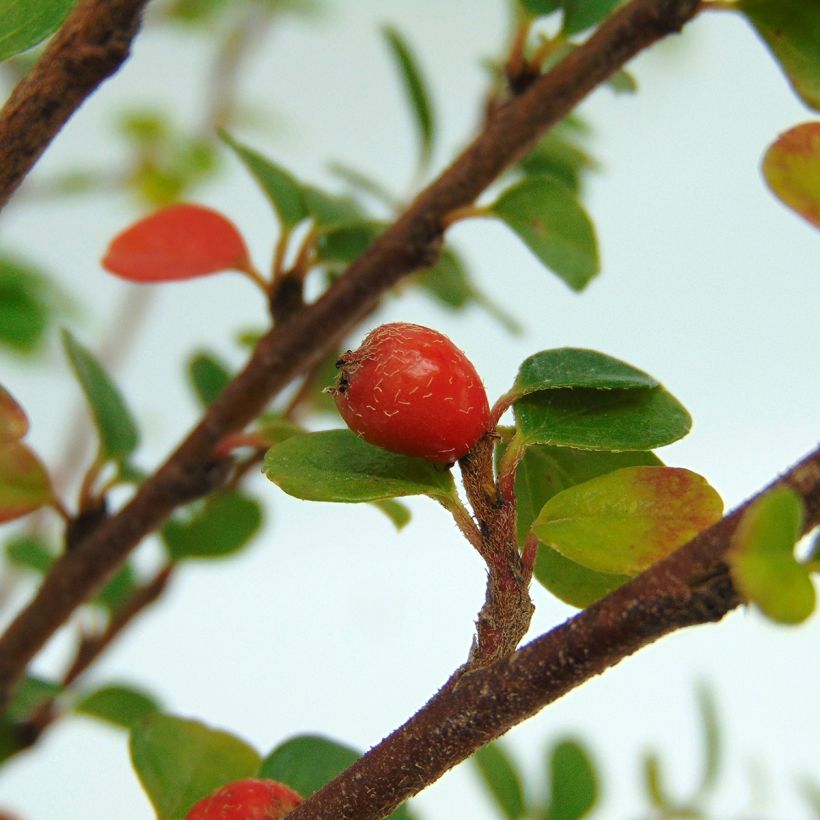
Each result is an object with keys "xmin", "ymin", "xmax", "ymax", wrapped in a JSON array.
[
  {"xmin": 185, "ymin": 778, "xmax": 302, "ymax": 820},
  {"xmin": 333, "ymin": 322, "xmax": 490, "ymax": 464}
]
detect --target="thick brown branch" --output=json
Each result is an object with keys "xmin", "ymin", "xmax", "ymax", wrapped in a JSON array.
[
  {"xmin": 0, "ymin": 0, "xmax": 151, "ymax": 212},
  {"xmin": 288, "ymin": 446, "xmax": 820, "ymax": 819},
  {"xmin": 0, "ymin": 0, "xmax": 702, "ymax": 709}
]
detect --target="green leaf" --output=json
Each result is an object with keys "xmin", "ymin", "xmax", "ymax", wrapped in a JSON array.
[
  {"xmin": 696, "ymin": 684, "xmax": 721, "ymax": 798},
  {"xmin": 472, "ymin": 742, "xmax": 526, "ymax": 819},
  {"xmin": 0, "ymin": 386, "xmax": 28, "ymax": 441},
  {"xmin": 515, "ymin": 387, "xmax": 691, "ymax": 451},
  {"xmin": 383, "ymin": 26, "xmax": 436, "ymax": 165},
  {"xmin": 762, "ymin": 121, "xmax": 820, "ymax": 229},
  {"xmin": 561, "ymin": 0, "xmax": 623, "ymax": 35},
  {"xmin": 531, "ymin": 466, "xmax": 724, "ymax": 575},
  {"xmin": 728, "ymin": 486, "xmax": 814, "ymax": 624},
  {"xmin": 76, "ymin": 684, "xmax": 160, "ymax": 729},
  {"xmin": 371, "ymin": 498, "xmax": 412, "ymax": 530},
  {"xmin": 188, "ymin": 351, "xmax": 231, "ymax": 408},
  {"xmin": 0, "ymin": 441, "xmax": 53, "ymax": 523},
  {"xmin": 259, "ymin": 734, "xmax": 414, "ymax": 819},
  {"xmin": 314, "ymin": 220, "xmax": 386, "ymax": 264},
  {"xmin": 5, "ymin": 534, "xmax": 55, "ymax": 574},
  {"xmin": 221, "ymin": 132, "xmax": 307, "ymax": 228},
  {"xmin": 61, "ymin": 330, "xmax": 139, "ymax": 464},
  {"xmin": 93, "ymin": 563, "xmax": 137, "ymax": 614},
  {"xmin": 642, "ymin": 752, "xmax": 672, "ymax": 810},
  {"xmin": 129, "ymin": 713, "xmax": 261, "ymax": 820},
  {"xmin": 518, "ymin": 0, "xmax": 561, "ymax": 17},
  {"xmin": 302, "ymin": 186, "xmax": 363, "ymax": 228},
  {"xmin": 545, "ymin": 738, "xmax": 599, "ymax": 820},
  {"xmin": 415, "ymin": 249, "xmax": 473, "ymax": 309},
  {"xmin": 519, "ymin": 126, "xmax": 597, "ymax": 193},
  {"xmin": 0, "ymin": 255, "xmax": 53, "ymax": 354},
  {"xmin": 738, "ymin": 0, "xmax": 820, "ymax": 111},
  {"xmin": 534, "ymin": 545, "xmax": 631, "ymax": 608},
  {"xmin": 511, "ymin": 348, "xmax": 658, "ymax": 401},
  {"xmin": 490, "ymin": 176, "xmax": 599, "ymax": 291},
  {"xmin": 0, "ymin": 0, "xmax": 75, "ymax": 62},
  {"xmin": 263, "ymin": 430, "xmax": 457, "ymax": 503},
  {"xmin": 162, "ymin": 492, "xmax": 262, "ymax": 561},
  {"xmin": 254, "ymin": 414, "xmax": 304, "ymax": 448}
]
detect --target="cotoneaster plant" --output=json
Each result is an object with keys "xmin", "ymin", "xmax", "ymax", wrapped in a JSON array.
[
  {"xmin": 331, "ymin": 322, "xmax": 491, "ymax": 464},
  {"xmin": 185, "ymin": 778, "xmax": 302, "ymax": 820}
]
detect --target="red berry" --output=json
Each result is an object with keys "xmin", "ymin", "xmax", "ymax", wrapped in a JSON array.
[
  {"xmin": 185, "ymin": 778, "xmax": 302, "ymax": 820},
  {"xmin": 102, "ymin": 203, "xmax": 250, "ymax": 283},
  {"xmin": 333, "ymin": 322, "xmax": 490, "ymax": 464}
]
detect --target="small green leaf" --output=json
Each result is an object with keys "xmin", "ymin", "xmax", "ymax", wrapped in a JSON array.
[
  {"xmin": 534, "ymin": 544, "xmax": 631, "ymax": 608},
  {"xmin": 0, "ymin": 0, "xmax": 76, "ymax": 62},
  {"xmin": 188, "ymin": 351, "xmax": 231, "ymax": 408},
  {"xmin": 0, "ymin": 441, "xmax": 53, "ymax": 523},
  {"xmin": 254, "ymin": 414, "xmax": 304, "ymax": 448},
  {"xmin": 512, "ymin": 348, "xmax": 658, "ymax": 401},
  {"xmin": 738, "ymin": 0, "xmax": 820, "ymax": 111},
  {"xmin": 162, "ymin": 492, "xmax": 262, "ymax": 561},
  {"xmin": 642, "ymin": 752, "xmax": 672, "ymax": 810},
  {"xmin": 383, "ymin": 26, "xmax": 436, "ymax": 165},
  {"xmin": 93, "ymin": 563, "xmax": 137, "ymax": 614},
  {"xmin": 762, "ymin": 121, "xmax": 820, "ymax": 229},
  {"xmin": 0, "ymin": 255, "xmax": 54, "ymax": 354},
  {"xmin": 5, "ymin": 534, "xmax": 55, "ymax": 573},
  {"xmin": 6, "ymin": 675, "xmax": 62, "ymax": 722},
  {"xmin": 371, "ymin": 498, "xmax": 412, "ymax": 530},
  {"xmin": 130, "ymin": 713, "xmax": 261, "ymax": 820},
  {"xmin": 221, "ymin": 132, "xmax": 307, "ymax": 228},
  {"xmin": 472, "ymin": 742, "xmax": 526, "ymax": 819},
  {"xmin": 61, "ymin": 330, "xmax": 139, "ymax": 464},
  {"xmin": 519, "ymin": 126, "xmax": 597, "ymax": 193},
  {"xmin": 561, "ymin": 0, "xmax": 623, "ymax": 35},
  {"xmin": 696, "ymin": 684, "xmax": 721, "ymax": 798},
  {"xmin": 545, "ymin": 738, "xmax": 599, "ymax": 820},
  {"xmin": 315, "ymin": 220, "xmax": 386, "ymax": 264},
  {"xmin": 415, "ymin": 249, "xmax": 473, "ymax": 309},
  {"xmin": 302, "ymin": 186, "xmax": 363, "ymax": 228},
  {"xmin": 0, "ymin": 386, "xmax": 28, "ymax": 441},
  {"xmin": 264, "ymin": 430, "xmax": 456, "ymax": 503},
  {"xmin": 490, "ymin": 176, "xmax": 599, "ymax": 291},
  {"xmin": 76, "ymin": 684, "xmax": 160, "ymax": 728},
  {"xmin": 515, "ymin": 387, "xmax": 691, "ymax": 451},
  {"xmin": 518, "ymin": 0, "xmax": 561, "ymax": 17},
  {"xmin": 728, "ymin": 486, "xmax": 814, "ymax": 624},
  {"xmin": 532, "ymin": 466, "xmax": 723, "ymax": 575},
  {"xmin": 259, "ymin": 734, "xmax": 413, "ymax": 819},
  {"xmin": 608, "ymin": 67, "xmax": 637, "ymax": 94}
]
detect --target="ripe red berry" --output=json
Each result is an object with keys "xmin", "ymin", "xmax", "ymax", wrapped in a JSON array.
[
  {"xmin": 185, "ymin": 778, "xmax": 302, "ymax": 820},
  {"xmin": 332, "ymin": 322, "xmax": 490, "ymax": 464}
]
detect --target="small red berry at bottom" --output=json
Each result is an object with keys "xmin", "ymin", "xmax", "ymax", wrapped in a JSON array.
[
  {"xmin": 333, "ymin": 322, "xmax": 490, "ymax": 464},
  {"xmin": 185, "ymin": 778, "xmax": 302, "ymax": 820}
]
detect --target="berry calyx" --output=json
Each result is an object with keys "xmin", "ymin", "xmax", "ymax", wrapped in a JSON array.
[
  {"xmin": 185, "ymin": 778, "xmax": 302, "ymax": 820},
  {"xmin": 332, "ymin": 322, "xmax": 490, "ymax": 464}
]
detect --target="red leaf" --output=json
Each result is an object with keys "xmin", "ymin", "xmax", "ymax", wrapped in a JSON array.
[
  {"xmin": 102, "ymin": 204, "xmax": 250, "ymax": 282},
  {"xmin": 0, "ymin": 385, "xmax": 28, "ymax": 442}
]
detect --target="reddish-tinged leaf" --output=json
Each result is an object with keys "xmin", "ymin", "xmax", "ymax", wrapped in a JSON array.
[
  {"xmin": 0, "ymin": 386, "xmax": 28, "ymax": 442},
  {"xmin": 531, "ymin": 466, "xmax": 723, "ymax": 575},
  {"xmin": 0, "ymin": 441, "xmax": 53, "ymax": 523},
  {"xmin": 102, "ymin": 204, "xmax": 250, "ymax": 283},
  {"xmin": 762, "ymin": 122, "xmax": 820, "ymax": 229}
]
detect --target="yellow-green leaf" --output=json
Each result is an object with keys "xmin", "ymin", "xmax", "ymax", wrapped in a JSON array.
[
  {"xmin": 0, "ymin": 385, "xmax": 28, "ymax": 441},
  {"xmin": 0, "ymin": 441, "xmax": 52, "ymax": 523}
]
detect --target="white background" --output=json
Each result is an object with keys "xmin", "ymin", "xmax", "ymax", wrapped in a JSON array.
[{"xmin": 0, "ymin": 1, "xmax": 818, "ymax": 818}]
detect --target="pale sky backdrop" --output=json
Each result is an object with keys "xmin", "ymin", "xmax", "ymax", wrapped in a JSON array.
[{"xmin": 0, "ymin": 1, "xmax": 818, "ymax": 818}]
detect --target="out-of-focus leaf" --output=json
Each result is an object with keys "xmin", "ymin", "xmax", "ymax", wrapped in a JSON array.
[
  {"xmin": 519, "ymin": 127, "xmax": 597, "ymax": 193},
  {"xmin": 0, "ymin": 386, "xmax": 28, "ymax": 442},
  {"xmin": 327, "ymin": 162, "xmax": 397, "ymax": 208},
  {"xmin": 93, "ymin": 563, "xmax": 137, "ymax": 614},
  {"xmin": 728, "ymin": 486, "xmax": 814, "ymax": 624},
  {"xmin": 188, "ymin": 351, "xmax": 231, "ymax": 408},
  {"xmin": 0, "ymin": 441, "xmax": 53, "ymax": 523},
  {"xmin": 6, "ymin": 675, "xmax": 62, "ymax": 722},
  {"xmin": 259, "ymin": 734, "xmax": 414, "ymax": 819},
  {"xmin": 302, "ymin": 186, "xmax": 363, "ymax": 228},
  {"xmin": 371, "ymin": 499, "xmax": 412, "ymax": 530},
  {"xmin": 130, "ymin": 713, "xmax": 260, "ymax": 819},
  {"xmin": 518, "ymin": 0, "xmax": 561, "ymax": 17},
  {"xmin": 532, "ymin": 467, "xmax": 723, "ymax": 575},
  {"xmin": 221, "ymin": 132, "xmax": 307, "ymax": 228},
  {"xmin": 490, "ymin": 176, "xmax": 599, "ymax": 291},
  {"xmin": 0, "ymin": 0, "xmax": 75, "ymax": 62},
  {"xmin": 383, "ymin": 26, "xmax": 436, "ymax": 165},
  {"xmin": 76, "ymin": 684, "xmax": 160, "ymax": 729},
  {"xmin": 315, "ymin": 221, "xmax": 386, "ymax": 264},
  {"xmin": 264, "ymin": 430, "xmax": 456, "ymax": 503},
  {"xmin": 472, "ymin": 742, "xmax": 526, "ymax": 819},
  {"xmin": 162, "ymin": 492, "xmax": 262, "ymax": 561},
  {"xmin": 0, "ymin": 255, "xmax": 54, "ymax": 354},
  {"xmin": 545, "ymin": 738, "xmax": 599, "ymax": 820},
  {"xmin": 5, "ymin": 534, "xmax": 55, "ymax": 574},
  {"xmin": 61, "ymin": 330, "xmax": 139, "ymax": 464},
  {"xmin": 254, "ymin": 414, "xmax": 304, "ymax": 448},
  {"xmin": 415, "ymin": 249, "xmax": 472, "ymax": 309},
  {"xmin": 738, "ymin": 0, "xmax": 820, "ymax": 111},
  {"xmin": 762, "ymin": 122, "xmax": 820, "ymax": 228},
  {"xmin": 696, "ymin": 684, "xmax": 721, "ymax": 797},
  {"xmin": 561, "ymin": 0, "xmax": 623, "ymax": 35}
]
